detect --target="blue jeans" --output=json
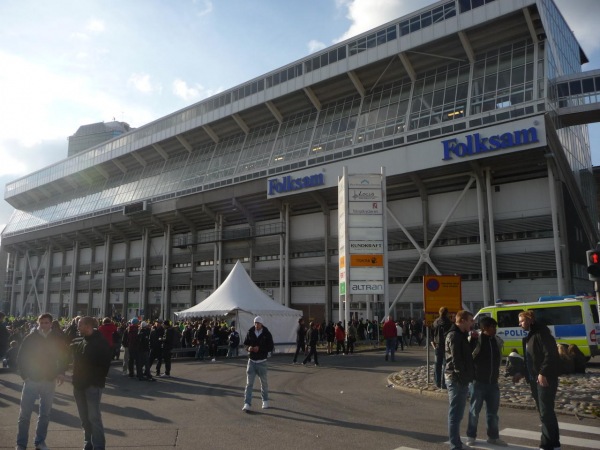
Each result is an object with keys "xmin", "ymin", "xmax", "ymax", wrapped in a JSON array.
[
  {"xmin": 244, "ymin": 360, "xmax": 268, "ymax": 405},
  {"xmin": 385, "ymin": 338, "xmax": 396, "ymax": 360},
  {"xmin": 446, "ymin": 376, "xmax": 469, "ymax": 450},
  {"xmin": 530, "ymin": 379, "xmax": 560, "ymax": 450},
  {"xmin": 467, "ymin": 381, "xmax": 500, "ymax": 440},
  {"xmin": 434, "ymin": 346, "xmax": 446, "ymax": 388},
  {"xmin": 74, "ymin": 386, "xmax": 105, "ymax": 450},
  {"xmin": 17, "ymin": 379, "xmax": 56, "ymax": 448},
  {"xmin": 227, "ymin": 345, "xmax": 239, "ymax": 358}
]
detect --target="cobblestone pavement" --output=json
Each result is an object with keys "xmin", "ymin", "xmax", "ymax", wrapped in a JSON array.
[{"xmin": 389, "ymin": 364, "xmax": 600, "ymax": 418}]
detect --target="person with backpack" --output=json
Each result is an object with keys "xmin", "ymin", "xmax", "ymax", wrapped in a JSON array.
[
  {"xmin": 432, "ymin": 307, "xmax": 452, "ymax": 389},
  {"xmin": 227, "ymin": 326, "xmax": 240, "ymax": 358}
]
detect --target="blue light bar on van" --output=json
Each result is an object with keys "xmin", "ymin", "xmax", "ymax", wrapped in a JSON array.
[
  {"xmin": 537, "ymin": 295, "xmax": 577, "ymax": 302},
  {"xmin": 495, "ymin": 299, "xmax": 519, "ymax": 304}
]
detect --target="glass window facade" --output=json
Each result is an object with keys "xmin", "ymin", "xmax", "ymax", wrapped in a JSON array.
[{"xmin": 3, "ymin": 0, "xmax": 595, "ymax": 238}]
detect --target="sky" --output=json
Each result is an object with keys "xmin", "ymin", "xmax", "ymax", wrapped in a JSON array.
[{"xmin": 0, "ymin": 0, "xmax": 599, "ymax": 238}]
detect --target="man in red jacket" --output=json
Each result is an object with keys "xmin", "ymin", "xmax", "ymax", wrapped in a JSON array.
[{"xmin": 382, "ymin": 315, "xmax": 398, "ymax": 361}]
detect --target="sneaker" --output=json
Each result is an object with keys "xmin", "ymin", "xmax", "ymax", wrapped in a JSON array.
[
  {"xmin": 16, "ymin": 446, "xmax": 26, "ymax": 450},
  {"xmin": 465, "ymin": 436, "xmax": 476, "ymax": 446},
  {"xmin": 302, "ymin": 362, "xmax": 307, "ymax": 366},
  {"xmin": 262, "ymin": 401, "xmax": 269, "ymax": 409},
  {"xmin": 35, "ymin": 443, "xmax": 50, "ymax": 450},
  {"xmin": 242, "ymin": 403, "xmax": 251, "ymax": 412},
  {"xmin": 487, "ymin": 438, "xmax": 507, "ymax": 446}
]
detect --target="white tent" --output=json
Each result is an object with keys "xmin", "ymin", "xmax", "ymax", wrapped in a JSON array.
[{"xmin": 175, "ymin": 261, "xmax": 302, "ymax": 353}]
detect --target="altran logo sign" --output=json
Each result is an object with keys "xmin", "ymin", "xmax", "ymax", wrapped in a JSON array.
[
  {"xmin": 267, "ymin": 173, "xmax": 324, "ymax": 197},
  {"xmin": 442, "ymin": 127, "xmax": 539, "ymax": 161}
]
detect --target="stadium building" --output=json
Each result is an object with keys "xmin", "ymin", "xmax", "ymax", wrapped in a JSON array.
[{"xmin": 2, "ymin": 0, "xmax": 600, "ymax": 322}]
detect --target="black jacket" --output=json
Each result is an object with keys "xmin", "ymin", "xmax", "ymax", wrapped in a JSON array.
[
  {"xmin": 522, "ymin": 322, "xmax": 559, "ymax": 382},
  {"xmin": 17, "ymin": 330, "xmax": 68, "ymax": 381},
  {"xmin": 471, "ymin": 333, "xmax": 503, "ymax": 384},
  {"xmin": 296, "ymin": 324, "xmax": 307, "ymax": 345},
  {"xmin": 72, "ymin": 330, "xmax": 112, "ymax": 389},
  {"xmin": 243, "ymin": 326, "xmax": 274, "ymax": 361},
  {"xmin": 432, "ymin": 316, "xmax": 452, "ymax": 348},
  {"xmin": 307, "ymin": 327, "xmax": 318, "ymax": 346},
  {"xmin": 444, "ymin": 324, "xmax": 475, "ymax": 384}
]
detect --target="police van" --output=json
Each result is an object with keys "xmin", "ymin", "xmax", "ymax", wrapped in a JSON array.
[{"xmin": 473, "ymin": 296, "xmax": 599, "ymax": 359}]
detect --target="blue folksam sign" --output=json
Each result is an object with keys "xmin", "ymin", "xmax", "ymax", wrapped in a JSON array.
[{"xmin": 442, "ymin": 127, "xmax": 539, "ymax": 161}]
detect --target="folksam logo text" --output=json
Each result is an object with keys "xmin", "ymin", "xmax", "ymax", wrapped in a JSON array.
[
  {"xmin": 442, "ymin": 127, "xmax": 539, "ymax": 161},
  {"xmin": 268, "ymin": 173, "xmax": 324, "ymax": 196}
]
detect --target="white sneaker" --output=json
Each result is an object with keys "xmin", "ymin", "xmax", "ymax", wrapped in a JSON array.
[
  {"xmin": 465, "ymin": 436, "xmax": 476, "ymax": 446},
  {"xmin": 262, "ymin": 401, "xmax": 270, "ymax": 409},
  {"xmin": 242, "ymin": 403, "xmax": 251, "ymax": 411}
]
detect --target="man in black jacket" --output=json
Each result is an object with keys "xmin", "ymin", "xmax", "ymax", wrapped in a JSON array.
[
  {"xmin": 242, "ymin": 316, "xmax": 274, "ymax": 412},
  {"xmin": 292, "ymin": 317, "xmax": 306, "ymax": 364},
  {"xmin": 444, "ymin": 310, "xmax": 475, "ymax": 450},
  {"xmin": 72, "ymin": 316, "xmax": 112, "ymax": 450},
  {"xmin": 432, "ymin": 306, "xmax": 453, "ymax": 389},
  {"xmin": 16, "ymin": 313, "xmax": 67, "ymax": 450},
  {"xmin": 302, "ymin": 321, "xmax": 319, "ymax": 366},
  {"xmin": 465, "ymin": 316, "xmax": 507, "ymax": 447},
  {"xmin": 514, "ymin": 310, "xmax": 560, "ymax": 450}
]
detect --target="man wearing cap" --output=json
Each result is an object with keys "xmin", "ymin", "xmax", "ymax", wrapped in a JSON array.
[{"xmin": 242, "ymin": 316, "xmax": 274, "ymax": 412}]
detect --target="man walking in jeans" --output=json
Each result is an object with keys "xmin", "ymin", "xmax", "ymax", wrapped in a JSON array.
[
  {"xmin": 16, "ymin": 313, "xmax": 67, "ymax": 450},
  {"xmin": 242, "ymin": 316, "xmax": 274, "ymax": 412},
  {"xmin": 72, "ymin": 317, "xmax": 112, "ymax": 450},
  {"xmin": 445, "ymin": 310, "xmax": 475, "ymax": 450},
  {"xmin": 465, "ymin": 316, "xmax": 507, "ymax": 447}
]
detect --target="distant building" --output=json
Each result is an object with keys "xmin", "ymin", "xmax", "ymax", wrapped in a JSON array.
[{"xmin": 67, "ymin": 121, "xmax": 132, "ymax": 156}]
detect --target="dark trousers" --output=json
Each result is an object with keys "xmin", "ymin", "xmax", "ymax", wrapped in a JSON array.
[
  {"xmin": 434, "ymin": 345, "xmax": 446, "ymax": 389},
  {"xmin": 149, "ymin": 348, "xmax": 161, "ymax": 374},
  {"xmin": 530, "ymin": 379, "xmax": 560, "ymax": 450},
  {"xmin": 292, "ymin": 342, "xmax": 305, "ymax": 363},
  {"xmin": 302, "ymin": 345, "xmax": 319, "ymax": 365},
  {"xmin": 128, "ymin": 349, "xmax": 142, "ymax": 378},
  {"xmin": 336, "ymin": 340, "xmax": 346, "ymax": 355},
  {"xmin": 156, "ymin": 348, "xmax": 172, "ymax": 375}
]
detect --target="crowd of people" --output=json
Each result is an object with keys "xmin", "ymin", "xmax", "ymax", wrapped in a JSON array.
[{"xmin": 1, "ymin": 307, "xmax": 565, "ymax": 450}]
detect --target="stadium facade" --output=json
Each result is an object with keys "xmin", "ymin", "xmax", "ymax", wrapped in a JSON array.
[{"xmin": 2, "ymin": 0, "xmax": 599, "ymax": 322}]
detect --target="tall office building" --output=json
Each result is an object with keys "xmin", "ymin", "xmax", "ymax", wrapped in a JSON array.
[{"xmin": 2, "ymin": 0, "xmax": 598, "ymax": 322}]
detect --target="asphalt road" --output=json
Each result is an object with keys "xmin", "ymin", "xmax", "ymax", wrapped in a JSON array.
[{"xmin": 0, "ymin": 347, "xmax": 598, "ymax": 450}]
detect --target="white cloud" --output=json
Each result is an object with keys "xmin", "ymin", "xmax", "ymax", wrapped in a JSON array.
[
  {"xmin": 194, "ymin": 0, "xmax": 213, "ymax": 17},
  {"xmin": 335, "ymin": 0, "xmax": 433, "ymax": 42},
  {"xmin": 172, "ymin": 78, "xmax": 223, "ymax": 102},
  {"xmin": 308, "ymin": 39, "xmax": 327, "ymax": 54},
  {"xmin": 128, "ymin": 73, "xmax": 161, "ymax": 94},
  {"xmin": 86, "ymin": 19, "xmax": 105, "ymax": 33}
]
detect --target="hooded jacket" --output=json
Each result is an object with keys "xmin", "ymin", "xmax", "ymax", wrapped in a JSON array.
[{"xmin": 243, "ymin": 325, "xmax": 274, "ymax": 361}]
